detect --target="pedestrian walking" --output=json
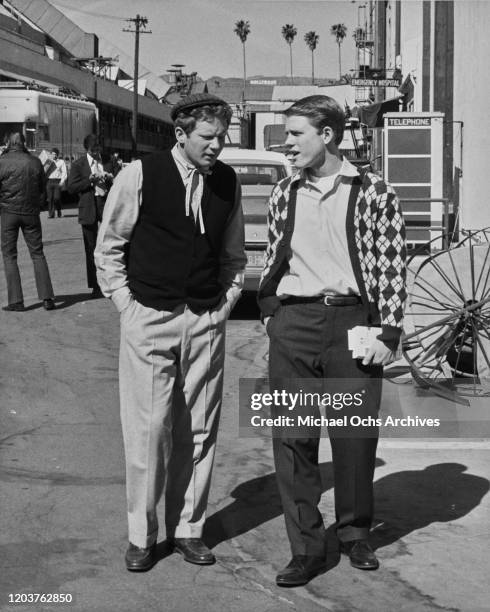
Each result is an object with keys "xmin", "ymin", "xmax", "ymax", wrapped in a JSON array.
[
  {"xmin": 45, "ymin": 147, "xmax": 67, "ymax": 218},
  {"xmin": 0, "ymin": 132, "xmax": 56, "ymax": 312},
  {"xmin": 95, "ymin": 93, "xmax": 246, "ymax": 572},
  {"xmin": 67, "ymin": 135, "xmax": 112, "ymax": 298},
  {"xmin": 258, "ymin": 95, "xmax": 407, "ymax": 587}
]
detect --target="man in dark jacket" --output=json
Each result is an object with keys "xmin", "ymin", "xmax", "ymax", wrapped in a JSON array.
[
  {"xmin": 0, "ymin": 132, "xmax": 55, "ymax": 311},
  {"xmin": 67, "ymin": 134, "xmax": 112, "ymax": 298}
]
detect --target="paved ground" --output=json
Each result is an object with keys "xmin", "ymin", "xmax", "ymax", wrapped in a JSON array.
[{"xmin": 0, "ymin": 209, "xmax": 489, "ymax": 612}]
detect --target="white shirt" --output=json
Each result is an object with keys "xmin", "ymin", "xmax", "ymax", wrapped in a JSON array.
[
  {"xmin": 48, "ymin": 158, "xmax": 67, "ymax": 185},
  {"xmin": 277, "ymin": 157, "xmax": 360, "ymax": 298},
  {"xmin": 87, "ymin": 153, "xmax": 107, "ymax": 197},
  {"xmin": 172, "ymin": 144, "xmax": 207, "ymax": 234}
]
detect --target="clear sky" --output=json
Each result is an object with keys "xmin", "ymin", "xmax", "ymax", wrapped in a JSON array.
[{"xmin": 50, "ymin": 0, "xmax": 361, "ymax": 80}]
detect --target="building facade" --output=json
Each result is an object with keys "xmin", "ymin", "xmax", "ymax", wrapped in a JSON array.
[{"xmin": 383, "ymin": 0, "xmax": 490, "ymax": 229}]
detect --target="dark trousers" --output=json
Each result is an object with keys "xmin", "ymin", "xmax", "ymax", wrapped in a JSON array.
[
  {"xmin": 268, "ymin": 301, "xmax": 382, "ymax": 556},
  {"xmin": 46, "ymin": 179, "xmax": 62, "ymax": 217},
  {"xmin": 1, "ymin": 211, "xmax": 54, "ymax": 304},
  {"xmin": 81, "ymin": 197, "xmax": 105, "ymax": 290}
]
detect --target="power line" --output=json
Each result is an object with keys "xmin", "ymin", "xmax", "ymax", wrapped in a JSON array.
[{"xmin": 123, "ymin": 15, "xmax": 152, "ymax": 157}]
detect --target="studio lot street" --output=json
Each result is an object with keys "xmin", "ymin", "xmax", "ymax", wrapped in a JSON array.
[{"xmin": 0, "ymin": 209, "xmax": 489, "ymax": 612}]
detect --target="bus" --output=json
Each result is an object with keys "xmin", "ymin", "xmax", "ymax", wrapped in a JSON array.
[
  {"xmin": 0, "ymin": 83, "xmax": 175, "ymax": 161},
  {"xmin": 0, "ymin": 84, "xmax": 97, "ymax": 158}
]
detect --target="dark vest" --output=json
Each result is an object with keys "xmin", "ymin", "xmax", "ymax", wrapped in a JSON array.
[{"xmin": 127, "ymin": 150, "xmax": 236, "ymax": 311}]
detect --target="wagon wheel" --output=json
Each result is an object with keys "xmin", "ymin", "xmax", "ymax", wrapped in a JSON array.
[{"xmin": 403, "ymin": 229, "xmax": 490, "ymax": 405}]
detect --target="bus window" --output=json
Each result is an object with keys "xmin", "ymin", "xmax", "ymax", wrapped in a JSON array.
[
  {"xmin": 37, "ymin": 124, "xmax": 50, "ymax": 141},
  {"xmin": 25, "ymin": 121, "xmax": 37, "ymax": 150}
]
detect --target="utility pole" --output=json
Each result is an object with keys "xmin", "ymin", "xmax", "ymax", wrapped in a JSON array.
[{"xmin": 123, "ymin": 15, "xmax": 151, "ymax": 157}]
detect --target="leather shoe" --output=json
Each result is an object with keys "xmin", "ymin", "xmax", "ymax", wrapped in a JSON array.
[
  {"xmin": 2, "ymin": 302, "xmax": 24, "ymax": 312},
  {"xmin": 125, "ymin": 542, "xmax": 157, "ymax": 571},
  {"xmin": 341, "ymin": 540, "xmax": 379, "ymax": 570},
  {"xmin": 276, "ymin": 555, "xmax": 327, "ymax": 587},
  {"xmin": 43, "ymin": 299, "xmax": 56, "ymax": 311},
  {"xmin": 171, "ymin": 538, "xmax": 215, "ymax": 565}
]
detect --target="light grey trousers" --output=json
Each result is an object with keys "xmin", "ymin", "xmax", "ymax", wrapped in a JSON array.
[{"xmin": 119, "ymin": 298, "xmax": 229, "ymax": 548}]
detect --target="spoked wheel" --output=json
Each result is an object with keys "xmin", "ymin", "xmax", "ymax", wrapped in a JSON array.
[{"xmin": 404, "ymin": 230, "xmax": 490, "ymax": 405}]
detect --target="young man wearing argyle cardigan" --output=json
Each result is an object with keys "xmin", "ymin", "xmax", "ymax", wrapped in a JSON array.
[{"xmin": 257, "ymin": 95, "xmax": 407, "ymax": 587}]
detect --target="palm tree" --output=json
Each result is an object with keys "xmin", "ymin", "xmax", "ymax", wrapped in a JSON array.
[
  {"xmin": 330, "ymin": 23, "xmax": 347, "ymax": 79},
  {"xmin": 234, "ymin": 20, "xmax": 251, "ymax": 99},
  {"xmin": 281, "ymin": 23, "xmax": 297, "ymax": 82},
  {"xmin": 304, "ymin": 31, "xmax": 319, "ymax": 84}
]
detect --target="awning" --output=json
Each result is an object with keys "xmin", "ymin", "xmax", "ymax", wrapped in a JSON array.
[
  {"xmin": 0, "ymin": 67, "xmax": 68, "ymax": 91},
  {"xmin": 357, "ymin": 97, "xmax": 403, "ymax": 128}
]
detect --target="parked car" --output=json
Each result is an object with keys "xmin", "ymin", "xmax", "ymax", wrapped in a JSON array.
[{"xmin": 219, "ymin": 148, "xmax": 292, "ymax": 291}]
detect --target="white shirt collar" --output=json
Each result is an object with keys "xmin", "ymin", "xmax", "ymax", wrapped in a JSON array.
[
  {"xmin": 291, "ymin": 156, "xmax": 360, "ymax": 186},
  {"xmin": 171, "ymin": 144, "xmax": 206, "ymax": 234},
  {"xmin": 87, "ymin": 152, "xmax": 99, "ymax": 167},
  {"xmin": 171, "ymin": 144, "xmax": 212, "ymax": 177}
]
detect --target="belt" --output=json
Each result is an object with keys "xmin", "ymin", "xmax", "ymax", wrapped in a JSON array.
[{"xmin": 281, "ymin": 295, "xmax": 362, "ymax": 307}]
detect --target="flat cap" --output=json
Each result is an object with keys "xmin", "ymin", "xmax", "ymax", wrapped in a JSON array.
[{"xmin": 170, "ymin": 93, "xmax": 229, "ymax": 121}]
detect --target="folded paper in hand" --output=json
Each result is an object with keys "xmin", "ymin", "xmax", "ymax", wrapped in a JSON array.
[{"xmin": 347, "ymin": 326, "xmax": 381, "ymax": 358}]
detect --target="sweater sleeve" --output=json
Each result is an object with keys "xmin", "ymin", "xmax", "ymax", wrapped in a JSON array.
[
  {"xmin": 374, "ymin": 182, "xmax": 407, "ymax": 349},
  {"xmin": 257, "ymin": 181, "xmax": 289, "ymax": 319}
]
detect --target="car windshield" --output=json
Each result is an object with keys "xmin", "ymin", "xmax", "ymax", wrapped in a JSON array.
[{"xmin": 230, "ymin": 163, "xmax": 287, "ymax": 185}]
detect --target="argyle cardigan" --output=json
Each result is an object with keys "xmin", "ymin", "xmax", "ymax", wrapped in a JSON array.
[{"xmin": 257, "ymin": 169, "xmax": 407, "ymax": 348}]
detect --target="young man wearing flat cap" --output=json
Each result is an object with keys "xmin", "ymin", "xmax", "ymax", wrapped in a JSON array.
[
  {"xmin": 258, "ymin": 95, "xmax": 406, "ymax": 587},
  {"xmin": 95, "ymin": 94, "xmax": 246, "ymax": 571}
]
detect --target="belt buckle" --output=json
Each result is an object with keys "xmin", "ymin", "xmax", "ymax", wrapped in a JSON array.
[{"xmin": 323, "ymin": 296, "xmax": 333, "ymax": 306}]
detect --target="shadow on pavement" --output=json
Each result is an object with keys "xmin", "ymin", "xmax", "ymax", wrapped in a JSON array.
[
  {"xmin": 204, "ymin": 461, "xmax": 488, "ymax": 565},
  {"xmin": 20, "ymin": 293, "xmax": 95, "ymax": 311},
  {"xmin": 53, "ymin": 292, "xmax": 100, "ymax": 309},
  {"xmin": 371, "ymin": 462, "xmax": 490, "ymax": 550},
  {"xmin": 20, "ymin": 294, "xmax": 97, "ymax": 311},
  {"xmin": 204, "ymin": 459, "xmax": 384, "ymax": 554},
  {"xmin": 154, "ymin": 540, "xmax": 175, "ymax": 564}
]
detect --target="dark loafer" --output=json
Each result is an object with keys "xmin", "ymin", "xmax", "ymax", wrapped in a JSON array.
[
  {"xmin": 125, "ymin": 542, "xmax": 157, "ymax": 572},
  {"xmin": 2, "ymin": 302, "xmax": 24, "ymax": 312},
  {"xmin": 341, "ymin": 540, "xmax": 379, "ymax": 570},
  {"xmin": 171, "ymin": 538, "xmax": 215, "ymax": 565},
  {"xmin": 43, "ymin": 299, "xmax": 56, "ymax": 311},
  {"xmin": 276, "ymin": 555, "xmax": 327, "ymax": 587}
]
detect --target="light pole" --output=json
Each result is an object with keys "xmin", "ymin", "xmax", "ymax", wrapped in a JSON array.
[{"xmin": 123, "ymin": 15, "xmax": 151, "ymax": 158}]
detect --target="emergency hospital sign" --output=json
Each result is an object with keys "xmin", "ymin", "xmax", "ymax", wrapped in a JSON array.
[
  {"xmin": 352, "ymin": 78, "xmax": 401, "ymax": 88},
  {"xmin": 383, "ymin": 112, "xmax": 444, "ymax": 247}
]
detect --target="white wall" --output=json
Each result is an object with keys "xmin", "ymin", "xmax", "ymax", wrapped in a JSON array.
[
  {"xmin": 389, "ymin": 1, "xmax": 490, "ymax": 228},
  {"xmin": 453, "ymin": 0, "xmax": 490, "ymax": 228},
  {"xmin": 398, "ymin": 0, "xmax": 424, "ymax": 111}
]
